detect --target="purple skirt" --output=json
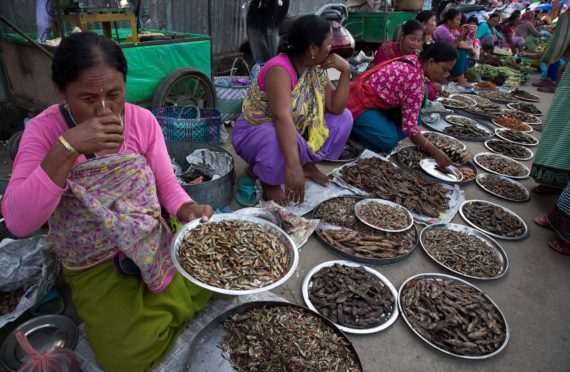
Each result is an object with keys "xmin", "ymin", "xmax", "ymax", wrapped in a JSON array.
[{"xmin": 232, "ymin": 109, "xmax": 353, "ymax": 185}]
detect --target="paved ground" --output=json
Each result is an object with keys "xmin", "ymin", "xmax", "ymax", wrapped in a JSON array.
[{"xmin": 1, "ymin": 77, "xmax": 569, "ymax": 371}]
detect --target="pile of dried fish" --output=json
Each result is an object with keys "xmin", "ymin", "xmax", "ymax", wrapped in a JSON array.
[
  {"xmin": 358, "ymin": 202, "xmax": 410, "ymax": 230},
  {"xmin": 468, "ymin": 95, "xmax": 493, "ymax": 106},
  {"xmin": 340, "ymin": 157, "xmax": 449, "ymax": 217},
  {"xmin": 309, "ymin": 264, "xmax": 394, "ymax": 328},
  {"xmin": 437, "ymin": 98, "xmax": 467, "ymax": 109},
  {"xmin": 444, "ymin": 125, "xmax": 489, "ymax": 138},
  {"xmin": 0, "ymin": 288, "xmax": 24, "ymax": 315},
  {"xmin": 398, "ymin": 147, "xmax": 425, "ymax": 170},
  {"xmin": 401, "ymin": 278, "xmax": 506, "ymax": 356},
  {"xmin": 446, "ymin": 116, "xmax": 478, "ymax": 127},
  {"xmin": 319, "ymin": 227, "xmax": 417, "ymax": 259},
  {"xmin": 449, "ymin": 95, "xmax": 477, "ymax": 106},
  {"xmin": 220, "ymin": 305, "xmax": 361, "ymax": 371},
  {"xmin": 463, "ymin": 202, "xmax": 525, "ymax": 237},
  {"xmin": 476, "ymin": 90, "xmax": 518, "ymax": 103},
  {"xmin": 512, "ymin": 89, "xmax": 539, "ymax": 101},
  {"xmin": 478, "ymin": 175, "xmax": 528, "ymax": 201},
  {"xmin": 423, "ymin": 133, "xmax": 469, "ymax": 165},
  {"xmin": 486, "ymin": 140, "xmax": 530, "ymax": 159},
  {"xmin": 424, "ymin": 229, "xmax": 502, "ymax": 278},
  {"xmin": 498, "ymin": 129, "xmax": 537, "ymax": 145},
  {"xmin": 314, "ymin": 197, "xmax": 369, "ymax": 232},
  {"xmin": 476, "ymin": 154, "xmax": 527, "ymax": 177},
  {"xmin": 459, "ymin": 168, "xmax": 476, "ymax": 182},
  {"xmin": 509, "ymin": 102, "xmax": 541, "ymax": 116},
  {"xmin": 494, "ymin": 116, "xmax": 530, "ymax": 132},
  {"xmin": 464, "ymin": 105, "xmax": 501, "ymax": 119},
  {"xmin": 177, "ymin": 220, "xmax": 290, "ymax": 290},
  {"xmin": 501, "ymin": 109, "xmax": 541, "ymax": 125}
]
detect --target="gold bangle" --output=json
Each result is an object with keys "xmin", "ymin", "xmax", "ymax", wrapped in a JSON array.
[{"xmin": 58, "ymin": 135, "xmax": 78, "ymax": 155}]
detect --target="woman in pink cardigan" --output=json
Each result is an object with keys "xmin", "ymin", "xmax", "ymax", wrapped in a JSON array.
[{"xmin": 1, "ymin": 32, "xmax": 215, "ymax": 371}]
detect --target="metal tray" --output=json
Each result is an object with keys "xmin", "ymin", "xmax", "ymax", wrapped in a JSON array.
[
  {"xmin": 491, "ymin": 118, "xmax": 533, "ymax": 133},
  {"xmin": 475, "ymin": 89, "xmax": 518, "ymax": 104},
  {"xmin": 1, "ymin": 315, "xmax": 78, "ymax": 372},
  {"xmin": 476, "ymin": 173, "xmax": 531, "ymax": 202},
  {"xmin": 459, "ymin": 200, "xmax": 529, "ymax": 240},
  {"xmin": 421, "ymin": 131, "xmax": 467, "ymax": 150},
  {"xmin": 495, "ymin": 128, "xmax": 539, "ymax": 147},
  {"xmin": 444, "ymin": 115, "xmax": 479, "ymax": 128},
  {"xmin": 484, "ymin": 139, "xmax": 534, "ymax": 161},
  {"xmin": 507, "ymin": 102, "xmax": 543, "ymax": 116},
  {"xmin": 422, "ymin": 114, "xmax": 494, "ymax": 142},
  {"xmin": 183, "ymin": 301, "xmax": 363, "ymax": 371},
  {"xmin": 171, "ymin": 214, "xmax": 299, "ymax": 295},
  {"xmin": 501, "ymin": 109, "xmax": 542, "ymax": 126},
  {"xmin": 473, "ymin": 152, "xmax": 530, "ymax": 179},
  {"xmin": 436, "ymin": 97, "xmax": 468, "ymax": 109},
  {"xmin": 419, "ymin": 223, "xmax": 509, "ymax": 280},
  {"xmin": 301, "ymin": 260, "xmax": 399, "ymax": 334},
  {"xmin": 354, "ymin": 198, "xmax": 414, "ymax": 233},
  {"xmin": 448, "ymin": 94, "xmax": 478, "ymax": 107},
  {"xmin": 398, "ymin": 273, "xmax": 510, "ymax": 360},
  {"xmin": 323, "ymin": 143, "xmax": 364, "ymax": 163},
  {"xmin": 419, "ymin": 159, "xmax": 464, "ymax": 183},
  {"xmin": 233, "ymin": 208, "xmax": 281, "ymax": 228},
  {"xmin": 512, "ymin": 91, "xmax": 540, "ymax": 102}
]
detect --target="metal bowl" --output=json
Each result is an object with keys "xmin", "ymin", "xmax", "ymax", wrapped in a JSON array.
[
  {"xmin": 459, "ymin": 200, "xmax": 529, "ymax": 240},
  {"xmin": 233, "ymin": 208, "xmax": 281, "ymax": 228},
  {"xmin": 420, "ymin": 223, "xmax": 509, "ymax": 280},
  {"xmin": 398, "ymin": 273, "xmax": 510, "ymax": 360},
  {"xmin": 354, "ymin": 198, "xmax": 414, "ymax": 233},
  {"xmin": 491, "ymin": 118, "xmax": 533, "ymax": 133},
  {"xmin": 171, "ymin": 214, "xmax": 299, "ymax": 295},
  {"xmin": 302, "ymin": 260, "xmax": 398, "ymax": 334},
  {"xmin": 495, "ymin": 128, "xmax": 539, "ymax": 147},
  {"xmin": 484, "ymin": 139, "xmax": 534, "ymax": 161},
  {"xmin": 473, "ymin": 152, "xmax": 530, "ymax": 179},
  {"xmin": 476, "ymin": 173, "xmax": 531, "ymax": 203}
]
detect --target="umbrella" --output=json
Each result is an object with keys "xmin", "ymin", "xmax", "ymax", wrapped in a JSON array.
[{"xmin": 530, "ymin": 3, "xmax": 553, "ymax": 11}]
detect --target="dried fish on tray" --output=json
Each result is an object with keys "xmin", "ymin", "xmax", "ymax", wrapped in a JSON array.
[
  {"xmin": 420, "ymin": 224, "xmax": 508, "ymax": 280},
  {"xmin": 460, "ymin": 200, "xmax": 528, "ymax": 240},
  {"xmin": 473, "ymin": 152, "xmax": 530, "ymax": 179},
  {"xmin": 423, "ymin": 114, "xmax": 494, "ymax": 141},
  {"xmin": 444, "ymin": 125, "xmax": 492, "ymax": 139},
  {"xmin": 492, "ymin": 116, "xmax": 532, "ymax": 133},
  {"xmin": 484, "ymin": 139, "xmax": 533, "ymax": 161},
  {"xmin": 184, "ymin": 301, "xmax": 363, "ymax": 371},
  {"xmin": 302, "ymin": 261, "xmax": 398, "ymax": 334},
  {"xmin": 448, "ymin": 94, "xmax": 478, "ymax": 107},
  {"xmin": 512, "ymin": 89, "xmax": 540, "ymax": 102},
  {"xmin": 398, "ymin": 274, "xmax": 509, "ymax": 359},
  {"xmin": 436, "ymin": 97, "xmax": 468, "ymax": 109},
  {"xmin": 354, "ymin": 199, "xmax": 414, "ymax": 232},
  {"xmin": 507, "ymin": 102, "xmax": 542, "ymax": 116},
  {"xmin": 445, "ymin": 115, "xmax": 478, "ymax": 127},
  {"xmin": 172, "ymin": 214, "xmax": 298, "ymax": 295},
  {"xmin": 475, "ymin": 90, "xmax": 518, "ymax": 103},
  {"xmin": 423, "ymin": 131, "xmax": 467, "ymax": 151},
  {"xmin": 500, "ymin": 109, "xmax": 541, "ymax": 126},
  {"xmin": 495, "ymin": 128, "xmax": 539, "ymax": 146},
  {"xmin": 462, "ymin": 105, "xmax": 500, "ymax": 120},
  {"xmin": 476, "ymin": 173, "xmax": 530, "ymax": 202}
]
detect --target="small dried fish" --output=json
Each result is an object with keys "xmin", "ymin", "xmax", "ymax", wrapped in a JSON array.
[
  {"xmin": 0, "ymin": 287, "xmax": 24, "ymax": 315},
  {"xmin": 478, "ymin": 175, "xmax": 528, "ymax": 201},
  {"xmin": 220, "ymin": 305, "xmax": 362, "ymax": 371},
  {"xmin": 444, "ymin": 125, "xmax": 489, "ymax": 138},
  {"xmin": 401, "ymin": 278, "xmax": 506, "ymax": 356},
  {"xmin": 498, "ymin": 129, "xmax": 537, "ymax": 145},
  {"xmin": 494, "ymin": 116, "xmax": 530, "ymax": 132},
  {"xmin": 446, "ymin": 116, "xmax": 477, "ymax": 127},
  {"xmin": 476, "ymin": 154, "xmax": 527, "ymax": 177},
  {"xmin": 463, "ymin": 201, "xmax": 525, "ymax": 237},
  {"xmin": 309, "ymin": 264, "xmax": 394, "ymax": 328},
  {"xmin": 486, "ymin": 140, "xmax": 530, "ymax": 159},
  {"xmin": 512, "ymin": 89, "xmax": 539, "ymax": 101},
  {"xmin": 358, "ymin": 202, "xmax": 410, "ymax": 230},
  {"xmin": 398, "ymin": 147, "xmax": 426, "ymax": 170},
  {"xmin": 476, "ymin": 90, "xmax": 518, "ymax": 103},
  {"xmin": 425, "ymin": 229, "xmax": 502, "ymax": 278},
  {"xmin": 459, "ymin": 168, "xmax": 476, "ymax": 182},
  {"xmin": 423, "ymin": 133, "xmax": 470, "ymax": 165},
  {"xmin": 437, "ymin": 98, "xmax": 467, "ymax": 109},
  {"xmin": 501, "ymin": 109, "xmax": 541, "ymax": 125},
  {"xmin": 510, "ymin": 102, "xmax": 541, "ymax": 115}
]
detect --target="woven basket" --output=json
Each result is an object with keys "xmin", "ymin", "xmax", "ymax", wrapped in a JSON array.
[
  {"xmin": 153, "ymin": 106, "xmax": 222, "ymax": 144},
  {"xmin": 214, "ymin": 57, "xmax": 252, "ymax": 122}
]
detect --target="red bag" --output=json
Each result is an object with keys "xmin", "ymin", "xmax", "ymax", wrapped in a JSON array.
[{"xmin": 16, "ymin": 331, "xmax": 82, "ymax": 372}]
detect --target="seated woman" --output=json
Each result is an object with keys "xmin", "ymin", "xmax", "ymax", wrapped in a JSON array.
[
  {"xmin": 501, "ymin": 10, "xmax": 525, "ymax": 53},
  {"xmin": 348, "ymin": 41, "xmax": 456, "ymax": 168},
  {"xmin": 2, "ymin": 32, "xmax": 215, "ymax": 371},
  {"xmin": 433, "ymin": 9, "xmax": 473, "ymax": 87},
  {"xmin": 232, "ymin": 15, "xmax": 352, "ymax": 206},
  {"xmin": 464, "ymin": 16, "xmax": 482, "ymax": 60},
  {"xmin": 372, "ymin": 20, "xmax": 424, "ymax": 66},
  {"xmin": 416, "ymin": 10, "xmax": 438, "ymax": 44},
  {"xmin": 476, "ymin": 13, "xmax": 503, "ymax": 53},
  {"xmin": 516, "ymin": 10, "xmax": 545, "ymax": 51}
]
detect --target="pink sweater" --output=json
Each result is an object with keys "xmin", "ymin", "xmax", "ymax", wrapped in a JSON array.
[{"xmin": 2, "ymin": 103, "xmax": 191, "ymax": 237}]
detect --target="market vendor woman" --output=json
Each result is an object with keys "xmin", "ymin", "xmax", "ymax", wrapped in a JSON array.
[
  {"xmin": 348, "ymin": 41, "xmax": 457, "ymax": 167},
  {"xmin": 2, "ymin": 32, "xmax": 215, "ymax": 371},
  {"xmin": 232, "ymin": 15, "xmax": 353, "ymax": 206}
]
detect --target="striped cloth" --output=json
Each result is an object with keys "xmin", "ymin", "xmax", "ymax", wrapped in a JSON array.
[
  {"xmin": 530, "ymin": 65, "xmax": 570, "ymax": 188},
  {"xmin": 542, "ymin": 11, "xmax": 570, "ymax": 64},
  {"xmin": 558, "ymin": 183, "xmax": 570, "ymax": 217}
]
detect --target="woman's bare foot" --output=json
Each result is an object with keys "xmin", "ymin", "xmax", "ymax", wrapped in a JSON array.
[
  {"xmin": 261, "ymin": 182, "xmax": 289, "ymax": 206},
  {"xmin": 303, "ymin": 163, "xmax": 329, "ymax": 186},
  {"xmin": 534, "ymin": 215, "xmax": 552, "ymax": 230}
]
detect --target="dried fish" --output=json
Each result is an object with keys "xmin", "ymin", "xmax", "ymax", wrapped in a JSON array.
[
  {"xmin": 437, "ymin": 98, "xmax": 467, "ymax": 109},
  {"xmin": 486, "ymin": 140, "xmax": 530, "ymax": 159},
  {"xmin": 358, "ymin": 202, "xmax": 410, "ymax": 230},
  {"xmin": 401, "ymin": 278, "xmax": 506, "ymax": 356},
  {"xmin": 0, "ymin": 287, "xmax": 24, "ymax": 315},
  {"xmin": 478, "ymin": 175, "xmax": 528, "ymax": 201},
  {"xmin": 220, "ymin": 305, "xmax": 362, "ymax": 371},
  {"xmin": 501, "ymin": 109, "xmax": 541, "ymax": 125},
  {"xmin": 476, "ymin": 154, "xmax": 527, "ymax": 177},
  {"xmin": 340, "ymin": 157, "xmax": 449, "ymax": 218},
  {"xmin": 463, "ymin": 201, "xmax": 525, "ymax": 237},
  {"xmin": 423, "ymin": 133, "xmax": 470, "ymax": 166},
  {"xmin": 476, "ymin": 90, "xmax": 518, "ymax": 103},
  {"xmin": 464, "ymin": 105, "xmax": 501, "ymax": 119},
  {"xmin": 512, "ymin": 89, "xmax": 540, "ymax": 101},
  {"xmin": 177, "ymin": 220, "xmax": 290, "ymax": 290},
  {"xmin": 309, "ymin": 264, "xmax": 394, "ymax": 328},
  {"xmin": 425, "ymin": 229, "xmax": 502, "ymax": 278},
  {"xmin": 444, "ymin": 125, "xmax": 489, "ymax": 138},
  {"xmin": 446, "ymin": 116, "xmax": 478, "ymax": 127},
  {"xmin": 448, "ymin": 95, "xmax": 477, "ymax": 106},
  {"xmin": 498, "ymin": 129, "xmax": 537, "ymax": 145},
  {"xmin": 494, "ymin": 116, "xmax": 530, "ymax": 132},
  {"xmin": 459, "ymin": 168, "xmax": 476, "ymax": 182},
  {"xmin": 398, "ymin": 147, "xmax": 426, "ymax": 170},
  {"xmin": 510, "ymin": 102, "xmax": 541, "ymax": 116}
]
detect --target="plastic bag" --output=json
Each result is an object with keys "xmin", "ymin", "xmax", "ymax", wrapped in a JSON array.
[{"xmin": 16, "ymin": 331, "xmax": 82, "ymax": 372}]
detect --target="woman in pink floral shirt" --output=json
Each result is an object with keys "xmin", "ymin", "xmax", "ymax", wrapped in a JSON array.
[{"xmin": 348, "ymin": 41, "xmax": 457, "ymax": 167}]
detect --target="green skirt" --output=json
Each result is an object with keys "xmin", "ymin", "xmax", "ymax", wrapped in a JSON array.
[
  {"xmin": 531, "ymin": 66, "xmax": 570, "ymax": 189},
  {"xmin": 64, "ymin": 261, "xmax": 213, "ymax": 372}
]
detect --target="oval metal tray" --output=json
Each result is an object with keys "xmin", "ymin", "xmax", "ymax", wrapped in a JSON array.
[
  {"xmin": 459, "ymin": 200, "xmax": 529, "ymax": 240},
  {"xmin": 495, "ymin": 128, "xmax": 539, "ymax": 147},
  {"xmin": 444, "ymin": 115, "xmax": 479, "ymax": 127},
  {"xmin": 484, "ymin": 139, "xmax": 534, "ymax": 161},
  {"xmin": 507, "ymin": 103, "xmax": 543, "ymax": 116},
  {"xmin": 419, "ymin": 223, "xmax": 509, "ymax": 280},
  {"xmin": 475, "ymin": 89, "xmax": 518, "ymax": 104},
  {"xmin": 436, "ymin": 97, "xmax": 468, "ymax": 109},
  {"xmin": 476, "ymin": 173, "xmax": 531, "ymax": 202},
  {"xmin": 302, "ymin": 260, "xmax": 399, "ymax": 334},
  {"xmin": 421, "ymin": 131, "xmax": 467, "ymax": 150},
  {"xmin": 449, "ymin": 94, "xmax": 478, "ymax": 107},
  {"xmin": 419, "ymin": 159, "xmax": 464, "ymax": 183},
  {"xmin": 422, "ymin": 115, "xmax": 494, "ymax": 142},
  {"xmin": 171, "ymin": 214, "xmax": 299, "ymax": 295},
  {"xmin": 491, "ymin": 118, "xmax": 533, "ymax": 133},
  {"xmin": 354, "ymin": 198, "xmax": 414, "ymax": 233},
  {"xmin": 183, "ymin": 301, "xmax": 363, "ymax": 371},
  {"xmin": 233, "ymin": 208, "xmax": 281, "ymax": 227},
  {"xmin": 473, "ymin": 152, "xmax": 530, "ymax": 179},
  {"xmin": 512, "ymin": 91, "xmax": 540, "ymax": 102},
  {"xmin": 501, "ymin": 109, "xmax": 542, "ymax": 126},
  {"xmin": 398, "ymin": 273, "xmax": 510, "ymax": 360}
]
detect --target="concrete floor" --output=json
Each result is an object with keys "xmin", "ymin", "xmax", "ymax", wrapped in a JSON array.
[{"xmin": 1, "ymin": 78, "xmax": 569, "ymax": 371}]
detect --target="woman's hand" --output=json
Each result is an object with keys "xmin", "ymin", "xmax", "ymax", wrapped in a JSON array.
[
  {"xmin": 321, "ymin": 53, "xmax": 351, "ymax": 74},
  {"xmin": 176, "ymin": 201, "xmax": 214, "ymax": 223},
  {"xmin": 64, "ymin": 114, "xmax": 124, "ymax": 154},
  {"xmin": 284, "ymin": 163, "xmax": 305, "ymax": 204},
  {"xmin": 432, "ymin": 148, "xmax": 452, "ymax": 168}
]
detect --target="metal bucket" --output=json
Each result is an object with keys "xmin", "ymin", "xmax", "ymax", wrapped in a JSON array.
[{"xmin": 166, "ymin": 142, "xmax": 235, "ymax": 210}]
